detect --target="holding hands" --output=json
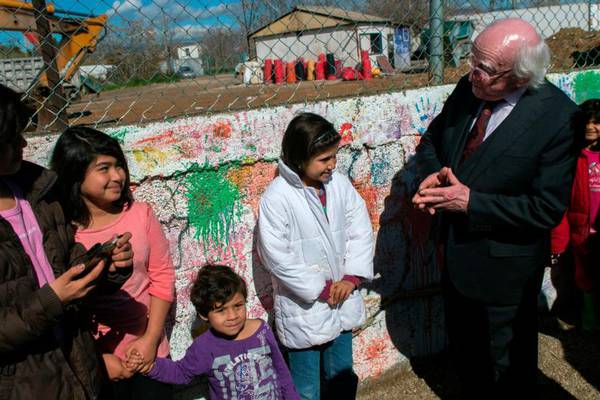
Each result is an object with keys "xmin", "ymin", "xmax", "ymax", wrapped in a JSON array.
[
  {"xmin": 103, "ymin": 353, "xmax": 136, "ymax": 381},
  {"xmin": 122, "ymin": 335, "xmax": 159, "ymax": 375},
  {"xmin": 104, "ymin": 339, "xmax": 157, "ymax": 381},
  {"xmin": 327, "ymin": 280, "xmax": 356, "ymax": 307},
  {"xmin": 412, "ymin": 167, "xmax": 470, "ymax": 214}
]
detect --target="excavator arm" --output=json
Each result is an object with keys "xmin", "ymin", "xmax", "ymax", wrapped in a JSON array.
[{"xmin": 0, "ymin": 0, "xmax": 106, "ymax": 89}]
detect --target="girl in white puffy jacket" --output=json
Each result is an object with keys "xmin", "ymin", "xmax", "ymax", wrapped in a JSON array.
[{"xmin": 257, "ymin": 112, "xmax": 374, "ymax": 400}]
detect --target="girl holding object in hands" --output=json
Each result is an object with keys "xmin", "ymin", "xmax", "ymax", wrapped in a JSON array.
[{"xmin": 51, "ymin": 126, "xmax": 175, "ymax": 399}]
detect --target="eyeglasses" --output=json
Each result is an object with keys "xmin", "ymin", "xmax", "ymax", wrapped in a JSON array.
[{"xmin": 468, "ymin": 56, "xmax": 512, "ymax": 83}]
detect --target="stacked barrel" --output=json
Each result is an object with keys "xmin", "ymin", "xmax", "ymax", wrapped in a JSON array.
[{"xmin": 261, "ymin": 51, "xmax": 377, "ymax": 84}]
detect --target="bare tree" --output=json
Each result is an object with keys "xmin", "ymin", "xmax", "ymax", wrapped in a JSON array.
[
  {"xmin": 90, "ymin": 19, "xmax": 164, "ymax": 83},
  {"xmin": 200, "ymin": 27, "xmax": 245, "ymax": 74},
  {"xmin": 365, "ymin": 0, "xmax": 429, "ymax": 29},
  {"xmin": 160, "ymin": 9, "xmax": 176, "ymax": 75}
]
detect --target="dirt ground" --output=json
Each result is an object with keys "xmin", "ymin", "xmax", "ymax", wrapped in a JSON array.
[
  {"xmin": 63, "ymin": 27, "xmax": 600, "ymax": 128},
  {"xmin": 357, "ymin": 315, "xmax": 600, "ymax": 399},
  {"xmin": 547, "ymin": 28, "xmax": 600, "ymax": 71}
]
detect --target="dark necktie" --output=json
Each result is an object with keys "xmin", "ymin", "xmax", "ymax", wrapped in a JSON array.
[{"xmin": 461, "ymin": 101, "xmax": 498, "ymax": 162}]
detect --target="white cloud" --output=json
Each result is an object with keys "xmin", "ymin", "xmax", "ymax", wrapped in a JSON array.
[
  {"xmin": 172, "ymin": 24, "xmax": 209, "ymax": 41},
  {"xmin": 106, "ymin": 0, "xmax": 142, "ymax": 16},
  {"xmin": 107, "ymin": 1, "xmax": 234, "ymax": 21},
  {"xmin": 188, "ymin": 3, "xmax": 230, "ymax": 19}
]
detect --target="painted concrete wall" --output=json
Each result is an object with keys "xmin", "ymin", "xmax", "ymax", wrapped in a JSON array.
[{"xmin": 23, "ymin": 70, "xmax": 600, "ymax": 388}]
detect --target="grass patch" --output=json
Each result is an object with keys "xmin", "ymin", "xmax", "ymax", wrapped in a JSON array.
[{"xmin": 101, "ymin": 74, "xmax": 181, "ymax": 91}]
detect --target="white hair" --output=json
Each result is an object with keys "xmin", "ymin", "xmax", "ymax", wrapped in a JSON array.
[{"xmin": 513, "ymin": 39, "xmax": 551, "ymax": 89}]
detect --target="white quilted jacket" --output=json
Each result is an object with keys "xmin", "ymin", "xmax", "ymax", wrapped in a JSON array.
[{"xmin": 257, "ymin": 160, "xmax": 374, "ymax": 349}]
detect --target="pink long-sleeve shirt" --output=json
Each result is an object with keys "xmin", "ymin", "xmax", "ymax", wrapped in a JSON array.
[{"xmin": 75, "ymin": 201, "xmax": 175, "ymax": 359}]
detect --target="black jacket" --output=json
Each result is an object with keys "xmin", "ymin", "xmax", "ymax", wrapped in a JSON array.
[
  {"xmin": 416, "ymin": 76, "xmax": 578, "ymax": 304},
  {"xmin": 0, "ymin": 161, "xmax": 131, "ymax": 399}
]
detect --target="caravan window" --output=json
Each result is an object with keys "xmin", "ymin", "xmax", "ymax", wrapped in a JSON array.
[{"xmin": 360, "ymin": 33, "xmax": 383, "ymax": 55}]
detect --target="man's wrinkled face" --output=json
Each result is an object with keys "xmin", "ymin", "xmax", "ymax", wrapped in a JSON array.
[
  {"xmin": 468, "ymin": 41, "xmax": 519, "ymax": 101},
  {"xmin": 468, "ymin": 20, "xmax": 540, "ymax": 101}
]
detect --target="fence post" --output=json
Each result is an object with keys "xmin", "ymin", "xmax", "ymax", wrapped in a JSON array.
[
  {"xmin": 32, "ymin": 0, "xmax": 68, "ymax": 131},
  {"xmin": 588, "ymin": 0, "xmax": 592, "ymax": 31},
  {"xmin": 429, "ymin": 0, "xmax": 444, "ymax": 85}
]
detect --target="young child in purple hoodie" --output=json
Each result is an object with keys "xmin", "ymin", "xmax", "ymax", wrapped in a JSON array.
[{"xmin": 130, "ymin": 265, "xmax": 299, "ymax": 400}]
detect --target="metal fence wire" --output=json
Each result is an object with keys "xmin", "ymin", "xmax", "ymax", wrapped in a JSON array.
[{"xmin": 0, "ymin": 0, "xmax": 598, "ymax": 130}]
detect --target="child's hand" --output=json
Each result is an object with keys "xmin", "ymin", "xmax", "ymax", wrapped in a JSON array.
[
  {"xmin": 125, "ymin": 349, "xmax": 155, "ymax": 374},
  {"xmin": 109, "ymin": 232, "xmax": 133, "ymax": 272},
  {"xmin": 103, "ymin": 353, "xmax": 134, "ymax": 381},
  {"xmin": 125, "ymin": 335, "xmax": 158, "ymax": 374},
  {"xmin": 327, "ymin": 280, "xmax": 355, "ymax": 306},
  {"xmin": 124, "ymin": 349, "xmax": 144, "ymax": 371}
]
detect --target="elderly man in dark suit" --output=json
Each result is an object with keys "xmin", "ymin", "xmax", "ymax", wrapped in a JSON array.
[{"xmin": 412, "ymin": 18, "xmax": 577, "ymax": 397}]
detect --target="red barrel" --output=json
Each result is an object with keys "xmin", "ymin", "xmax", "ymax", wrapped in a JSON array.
[
  {"xmin": 316, "ymin": 60, "xmax": 325, "ymax": 80},
  {"xmin": 341, "ymin": 67, "xmax": 357, "ymax": 81},
  {"xmin": 361, "ymin": 50, "xmax": 372, "ymax": 80},
  {"xmin": 286, "ymin": 62, "xmax": 297, "ymax": 83},
  {"xmin": 274, "ymin": 59, "xmax": 284, "ymax": 84},
  {"xmin": 264, "ymin": 59, "xmax": 273, "ymax": 84}
]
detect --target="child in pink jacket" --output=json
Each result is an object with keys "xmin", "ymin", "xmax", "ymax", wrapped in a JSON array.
[{"xmin": 551, "ymin": 99, "xmax": 600, "ymax": 331}]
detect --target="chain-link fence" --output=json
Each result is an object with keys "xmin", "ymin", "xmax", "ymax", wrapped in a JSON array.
[{"xmin": 0, "ymin": 0, "xmax": 598, "ymax": 130}]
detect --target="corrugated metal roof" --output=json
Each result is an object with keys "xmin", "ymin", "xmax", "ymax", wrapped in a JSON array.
[{"xmin": 248, "ymin": 6, "xmax": 390, "ymax": 39}]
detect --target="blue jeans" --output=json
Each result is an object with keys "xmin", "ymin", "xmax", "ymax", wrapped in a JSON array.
[{"xmin": 287, "ymin": 331, "xmax": 358, "ymax": 400}]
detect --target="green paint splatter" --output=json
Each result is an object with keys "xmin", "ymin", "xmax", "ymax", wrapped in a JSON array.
[
  {"xmin": 574, "ymin": 71, "xmax": 600, "ymax": 104},
  {"xmin": 108, "ymin": 128, "xmax": 129, "ymax": 144},
  {"xmin": 185, "ymin": 168, "xmax": 243, "ymax": 247}
]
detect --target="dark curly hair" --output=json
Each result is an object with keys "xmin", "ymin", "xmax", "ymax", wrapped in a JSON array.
[{"xmin": 190, "ymin": 265, "xmax": 247, "ymax": 318}]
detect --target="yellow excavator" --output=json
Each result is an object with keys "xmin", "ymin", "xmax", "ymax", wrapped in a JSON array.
[{"xmin": 0, "ymin": 0, "xmax": 106, "ymax": 101}]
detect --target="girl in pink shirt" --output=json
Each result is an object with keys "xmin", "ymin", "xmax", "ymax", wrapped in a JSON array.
[
  {"xmin": 551, "ymin": 99, "xmax": 600, "ymax": 331},
  {"xmin": 51, "ymin": 126, "xmax": 176, "ymax": 399}
]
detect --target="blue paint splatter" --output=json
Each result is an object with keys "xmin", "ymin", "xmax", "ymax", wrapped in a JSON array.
[{"xmin": 411, "ymin": 97, "xmax": 438, "ymax": 135}]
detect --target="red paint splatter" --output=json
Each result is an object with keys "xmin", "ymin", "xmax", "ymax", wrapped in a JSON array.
[
  {"xmin": 135, "ymin": 130, "xmax": 178, "ymax": 145},
  {"xmin": 365, "ymin": 337, "xmax": 387, "ymax": 360},
  {"xmin": 212, "ymin": 120, "xmax": 233, "ymax": 138},
  {"xmin": 339, "ymin": 122, "xmax": 353, "ymax": 146},
  {"xmin": 353, "ymin": 178, "xmax": 380, "ymax": 231}
]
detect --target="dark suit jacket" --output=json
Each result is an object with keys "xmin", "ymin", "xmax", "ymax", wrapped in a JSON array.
[{"xmin": 416, "ymin": 75, "xmax": 578, "ymax": 305}]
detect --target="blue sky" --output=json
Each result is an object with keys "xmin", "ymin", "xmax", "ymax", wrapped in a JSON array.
[
  {"xmin": 55, "ymin": 0, "xmax": 236, "ymax": 24},
  {"xmin": 0, "ymin": 0, "xmax": 588, "ymax": 49},
  {"xmin": 0, "ymin": 0, "xmax": 242, "ymax": 48}
]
